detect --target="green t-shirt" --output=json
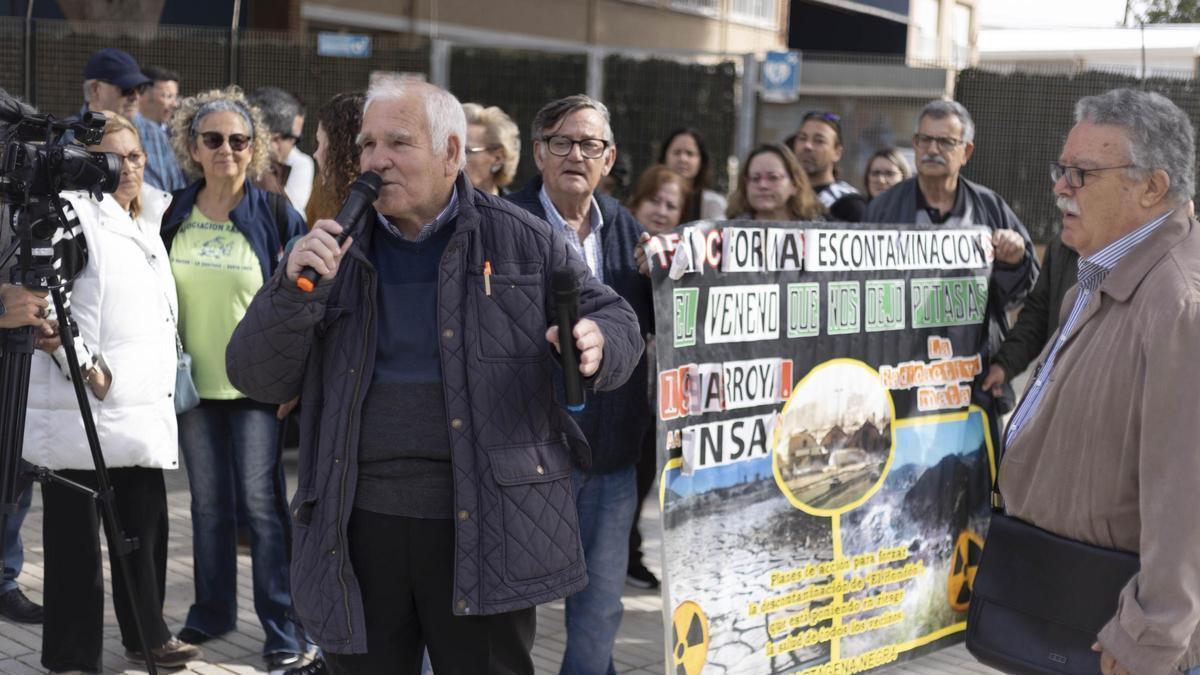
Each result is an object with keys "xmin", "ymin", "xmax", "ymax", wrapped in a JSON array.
[{"xmin": 169, "ymin": 206, "xmax": 264, "ymax": 400}]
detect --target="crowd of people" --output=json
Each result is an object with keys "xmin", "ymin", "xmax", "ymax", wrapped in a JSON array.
[{"xmin": 0, "ymin": 43, "xmax": 1197, "ymax": 675}]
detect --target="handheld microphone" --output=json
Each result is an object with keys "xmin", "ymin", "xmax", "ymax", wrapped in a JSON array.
[
  {"xmin": 296, "ymin": 171, "xmax": 383, "ymax": 292},
  {"xmin": 551, "ymin": 268, "xmax": 586, "ymax": 412}
]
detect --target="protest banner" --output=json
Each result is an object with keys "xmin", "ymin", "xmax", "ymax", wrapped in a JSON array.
[{"xmin": 646, "ymin": 220, "xmax": 998, "ymax": 675}]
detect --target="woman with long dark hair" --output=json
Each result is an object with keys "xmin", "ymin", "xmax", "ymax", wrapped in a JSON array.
[
  {"xmin": 307, "ymin": 91, "xmax": 366, "ymax": 223},
  {"xmin": 657, "ymin": 127, "xmax": 726, "ymax": 223}
]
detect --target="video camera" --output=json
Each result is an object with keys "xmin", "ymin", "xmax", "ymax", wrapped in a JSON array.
[{"xmin": 0, "ymin": 94, "xmax": 120, "ymax": 205}]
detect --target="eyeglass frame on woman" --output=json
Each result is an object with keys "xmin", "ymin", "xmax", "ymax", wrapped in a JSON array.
[
  {"xmin": 466, "ymin": 144, "xmax": 501, "ymax": 155},
  {"xmin": 112, "ymin": 149, "xmax": 147, "ymax": 168},
  {"xmin": 913, "ymin": 133, "xmax": 965, "ymax": 152},
  {"xmin": 1049, "ymin": 162, "xmax": 1137, "ymax": 189},
  {"xmin": 541, "ymin": 135, "xmax": 610, "ymax": 159},
  {"xmin": 195, "ymin": 131, "xmax": 252, "ymax": 152}
]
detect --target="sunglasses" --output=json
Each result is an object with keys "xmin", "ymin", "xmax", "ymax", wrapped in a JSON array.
[
  {"xmin": 117, "ymin": 82, "xmax": 151, "ymax": 98},
  {"xmin": 198, "ymin": 131, "xmax": 251, "ymax": 151}
]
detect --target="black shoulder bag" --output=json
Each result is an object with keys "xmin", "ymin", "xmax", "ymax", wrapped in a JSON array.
[{"xmin": 966, "ymin": 471, "xmax": 1139, "ymax": 674}]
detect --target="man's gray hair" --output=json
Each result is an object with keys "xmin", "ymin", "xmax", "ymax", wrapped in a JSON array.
[
  {"xmin": 247, "ymin": 87, "xmax": 302, "ymax": 137},
  {"xmin": 1075, "ymin": 88, "xmax": 1195, "ymax": 203},
  {"xmin": 530, "ymin": 94, "xmax": 615, "ymax": 144},
  {"xmin": 363, "ymin": 76, "xmax": 466, "ymax": 170},
  {"xmin": 917, "ymin": 99, "xmax": 975, "ymax": 145}
]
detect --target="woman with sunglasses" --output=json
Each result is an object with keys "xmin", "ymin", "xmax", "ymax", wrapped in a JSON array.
[
  {"xmin": 726, "ymin": 143, "xmax": 825, "ymax": 221},
  {"xmin": 24, "ymin": 111, "xmax": 203, "ymax": 674},
  {"xmin": 160, "ymin": 86, "xmax": 307, "ymax": 672}
]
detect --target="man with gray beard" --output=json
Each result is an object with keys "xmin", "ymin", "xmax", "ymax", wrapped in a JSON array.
[{"xmin": 865, "ymin": 99, "xmax": 1037, "ymax": 447}]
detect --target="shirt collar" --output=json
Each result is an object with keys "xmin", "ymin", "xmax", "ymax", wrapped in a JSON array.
[
  {"xmin": 1077, "ymin": 208, "xmax": 1173, "ymax": 291},
  {"xmin": 538, "ymin": 185, "xmax": 604, "ymax": 235},
  {"xmin": 377, "ymin": 184, "xmax": 460, "ymax": 243}
]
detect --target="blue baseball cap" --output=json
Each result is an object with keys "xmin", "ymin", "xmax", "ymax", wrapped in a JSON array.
[{"xmin": 83, "ymin": 48, "xmax": 151, "ymax": 92}]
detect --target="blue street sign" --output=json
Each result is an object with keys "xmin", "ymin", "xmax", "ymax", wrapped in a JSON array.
[
  {"xmin": 761, "ymin": 51, "xmax": 801, "ymax": 102},
  {"xmin": 318, "ymin": 33, "xmax": 372, "ymax": 59}
]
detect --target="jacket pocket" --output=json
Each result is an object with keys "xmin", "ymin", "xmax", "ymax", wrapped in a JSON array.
[
  {"xmin": 488, "ymin": 439, "xmax": 580, "ymax": 583},
  {"xmin": 470, "ymin": 272, "xmax": 546, "ymax": 362}
]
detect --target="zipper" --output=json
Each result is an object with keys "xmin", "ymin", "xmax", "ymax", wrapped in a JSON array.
[{"xmin": 336, "ymin": 263, "xmax": 374, "ymax": 637}]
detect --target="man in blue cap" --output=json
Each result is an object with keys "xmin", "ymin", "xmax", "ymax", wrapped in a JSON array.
[{"xmin": 81, "ymin": 48, "xmax": 150, "ymax": 120}]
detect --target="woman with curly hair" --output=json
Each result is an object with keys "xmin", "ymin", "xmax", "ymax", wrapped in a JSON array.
[
  {"xmin": 306, "ymin": 91, "xmax": 365, "ymax": 223},
  {"xmin": 726, "ymin": 143, "xmax": 826, "ymax": 222},
  {"xmin": 159, "ymin": 86, "xmax": 306, "ymax": 671}
]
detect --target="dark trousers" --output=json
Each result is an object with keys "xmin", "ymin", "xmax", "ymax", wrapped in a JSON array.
[
  {"xmin": 324, "ymin": 509, "xmax": 536, "ymax": 675},
  {"xmin": 627, "ymin": 423, "xmax": 658, "ymax": 569},
  {"xmin": 41, "ymin": 467, "xmax": 172, "ymax": 673}
]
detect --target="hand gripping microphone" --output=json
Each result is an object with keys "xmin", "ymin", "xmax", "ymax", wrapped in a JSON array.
[
  {"xmin": 551, "ymin": 268, "xmax": 586, "ymax": 412},
  {"xmin": 296, "ymin": 171, "xmax": 383, "ymax": 292}
]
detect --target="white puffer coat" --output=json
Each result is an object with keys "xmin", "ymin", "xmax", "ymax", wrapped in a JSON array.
[{"xmin": 22, "ymin": 186, "xmax": 179, "ymax": 470}]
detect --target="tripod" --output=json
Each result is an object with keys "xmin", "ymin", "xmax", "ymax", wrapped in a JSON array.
[{"xmin": 0, "ymin": 199, "xmax": 159, "ymax": 674}]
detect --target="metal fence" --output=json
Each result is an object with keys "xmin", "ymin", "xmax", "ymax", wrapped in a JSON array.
[{"xmin": 6, "ymin": 15, "xmax": 1189, "ymax": 244}]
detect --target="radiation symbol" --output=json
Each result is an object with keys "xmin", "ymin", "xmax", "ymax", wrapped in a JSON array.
[
  {"xmin": 948, "ymin": 529, "xmax": 984, "ymax": 612},
  {"xmin": 672, "ymin": 600, "xmax": 709, "ymax": 675}
]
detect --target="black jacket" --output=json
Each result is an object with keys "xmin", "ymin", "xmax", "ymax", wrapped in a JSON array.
[
  {"xmin": 992, "ymin": 236, "xmax": 1078, "ymax": 381},
  {"xmin": 507, "ymin": 176, "xmax": 654, "ymax": 474}
]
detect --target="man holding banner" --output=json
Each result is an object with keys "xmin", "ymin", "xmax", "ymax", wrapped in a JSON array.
[
  {"xmin": 865, "ymin": 99, "xmax": 1036, "ymax": 445},
  {"xmin": 1000, "ymin": 88, "xmax": 1200, "ymax": 675}
]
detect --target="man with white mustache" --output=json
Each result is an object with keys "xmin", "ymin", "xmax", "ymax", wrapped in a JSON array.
[
  {"xmin": 865, "ymin": 99, "xmax": 1038, "ymax": 448},
  {"xmin": 1000, "ymin": 87, "xmax": 1200, "ymax": 675}
]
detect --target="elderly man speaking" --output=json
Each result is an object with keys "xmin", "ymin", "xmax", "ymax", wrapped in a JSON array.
[
  {"xmin": 1000, "ymin": 88, "xmax": 1200, "ymax": 675},
  {"xmin": 226, "ymin": 77, "xmax": 642, "ymax": 674}
]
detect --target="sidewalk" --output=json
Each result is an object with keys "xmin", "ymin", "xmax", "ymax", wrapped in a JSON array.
[{"xmin": 0, "ymin": 457, "xmax": 1000, "ymax": 674}]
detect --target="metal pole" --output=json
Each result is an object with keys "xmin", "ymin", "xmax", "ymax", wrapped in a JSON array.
[
  {"xmin": 230, "ymin": 0, "xmax": 242, "ymax": 86},
  {"xmin": 429, "ymin": 39, "xmax": 450, "ymax": 89},
  {"xmin": 23, "ymin": 0, "xmax": 34, "ymax": 103},
  {"xmin": 586, "ymin": 47, "xmax": 605, "ymax": 102},
  {"xmin": 736, "ymin": 52, "xmax": 759, "ymax": 163}
]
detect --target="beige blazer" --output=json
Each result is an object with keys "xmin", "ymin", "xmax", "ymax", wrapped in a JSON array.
[{"xmin": 1000, "ymin": 207, "xmax": 1200, "ymax": 674}]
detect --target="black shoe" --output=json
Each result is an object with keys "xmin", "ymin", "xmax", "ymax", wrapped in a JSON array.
[
  {"xmin": 626, "ymin": 562, "xmax": 660, "ymax": 589},
  {"xmin": 126, "ymin": 635, "xmax": 203, "ymax": 668},
  {"xmin": 284, "ymin": 656, "xmax": 328, "ymax": 674},
  {"xmin": 0, "ymin": 588, "xmax": 43, "ymax": 624},
  {"xmin": 266, "ymin": 651, "xmax": 303, "ymax": 670},
  {"xmin": 177, "ymin": 627, "xmax": 215, "ymax": 645}
]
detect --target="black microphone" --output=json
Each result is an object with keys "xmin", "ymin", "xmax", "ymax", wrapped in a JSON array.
[
  {"xmin": 296, "ymin": 171, "xmax": 383, "ymax": 292},
  {"xmin": 551, "ymin": 268, "xmax": 586, "ymax": 412}
]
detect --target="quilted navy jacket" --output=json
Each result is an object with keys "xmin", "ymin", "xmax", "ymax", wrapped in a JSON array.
[
  {"xmin": 225, "ymin": 174, "xmax": 643, "ymax": 654},
  {"xmin": 507, "ymin": 176, "xmax": 655, "ymax": 474}
]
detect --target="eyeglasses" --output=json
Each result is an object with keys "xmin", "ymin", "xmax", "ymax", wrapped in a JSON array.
[
  {"xmin": 913, "ymin": 133, "xmax": 965, "ymax": 151},
  {"xmin": 749, "ymin": 172, "xmax": 787, "ymax": 185},
  {"xmin": 543, "ymin": 135, "xmax": 610, "ymax": 159},
  {"xmin": 275, "ymin": 132, "xmax": 300, "ymax": 143},
  {"xmin": 197, "ymin": 131, "xmax": 251, "ymax": 152},
  {"xmin": 1049, "ymin": 162, "xmax": 1136, "ymax": 188},
  {"xmin": 117, "ymin": 82, "xmax": 151, "ymax": 98},
  {"xmin": 113, "ymin": 150, "xmax": 146, "ymax": 168},
  {"xmin": 466, "ymin": 144, "xmax": 500, "ymax": 155}
]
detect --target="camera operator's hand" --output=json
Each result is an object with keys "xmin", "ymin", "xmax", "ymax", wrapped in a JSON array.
[
  {"xmin": 0, "ymin": 284, "xmax": 51, "ymax": 330},
  {"xmin": 286, "ymin": 219, "xmax": 353, "ymax": 286},
  {"xmin": 35, "ymin": 319, "xmax": 60, "ymax": 353},
  {"xmin": 86, "ymin": 360, "xmax": 112, "ymax": 401}
]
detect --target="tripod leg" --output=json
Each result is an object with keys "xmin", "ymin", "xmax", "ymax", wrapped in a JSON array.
[
  {"xmin": 0, "ymin": 326, "xmax": 35, "ymax": 583},
  {"xmin": 46, "ymin": 287, "xmax": 161, "ymax": 675}
]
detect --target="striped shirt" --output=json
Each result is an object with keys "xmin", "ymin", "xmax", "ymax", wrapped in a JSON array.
[
  {"xmin": 376, "ymin": 186, "xmax": 460, "ymax": 243},
  {"xmin": 538, "ymin": 186, "xmax": 605, "ymax": 283},
  {"xmin": 134, "ymin": 113, "xmax": 187, "ymax": 193},
  {"xmin": 1004, "ymin": 209, "xmax": 1173, "ymax": 448}
]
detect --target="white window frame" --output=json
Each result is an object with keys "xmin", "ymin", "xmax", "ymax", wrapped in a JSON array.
[{"xmin": 728, "ymin": 0, "xmax": 778, "ymax": 29}]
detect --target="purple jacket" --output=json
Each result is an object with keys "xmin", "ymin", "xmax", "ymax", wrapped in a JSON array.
[{"xmin": 226, "ymin": 175, "xmax": 643, "ymax": 653}]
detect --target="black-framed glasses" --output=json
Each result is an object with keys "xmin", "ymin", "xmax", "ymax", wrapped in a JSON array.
[
  {"xmin": 118, "ymin": 82, "xmax": 151, "ymax": 98},
  {"xmin": 113, "ymin": 150, "xmax": 146, "ymax": 168},
  {"xmin": 197, "ymin": 131, "xmax": 251, "ymax": 151},
  {"xmin": 1049, "ymin": 162, "xmax": 1137, "ymax": 188},
  {"xmin": 543, "ymin": 135, "xmax": 610, "ymax": 159},
  {"xmin": 913, "ymin": 133, "xmax": 965, "ymax": 151}
]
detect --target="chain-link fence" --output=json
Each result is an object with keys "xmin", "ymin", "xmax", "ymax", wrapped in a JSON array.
[{"xmin": 9, "ymin": 15, "xmax": 1192, "ymax": 245}]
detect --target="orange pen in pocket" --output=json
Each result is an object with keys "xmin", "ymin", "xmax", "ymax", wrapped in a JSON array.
[{"xmin": 483, "ymin": 261, "xmax": 492, "ymax": 296}]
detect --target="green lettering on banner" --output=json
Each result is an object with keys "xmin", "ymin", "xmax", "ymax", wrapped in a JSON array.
[
  {"xmin": 909, "ymin": 276, "xmax": 989, "ymax": 328},
  {"xmin": 864, "ymin": 279, "xmax": 906, "ymax": 332},
  {"xmin": 674, "ymin": 288, "xmax": 700, "ymax": 347},
  {"xmin": 787, "ymin": 283, "xmax": 820, "ymax": 338},
  {"xmin": 827, "ymin": 281, "xmax": 860, "ymax": 335}
]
